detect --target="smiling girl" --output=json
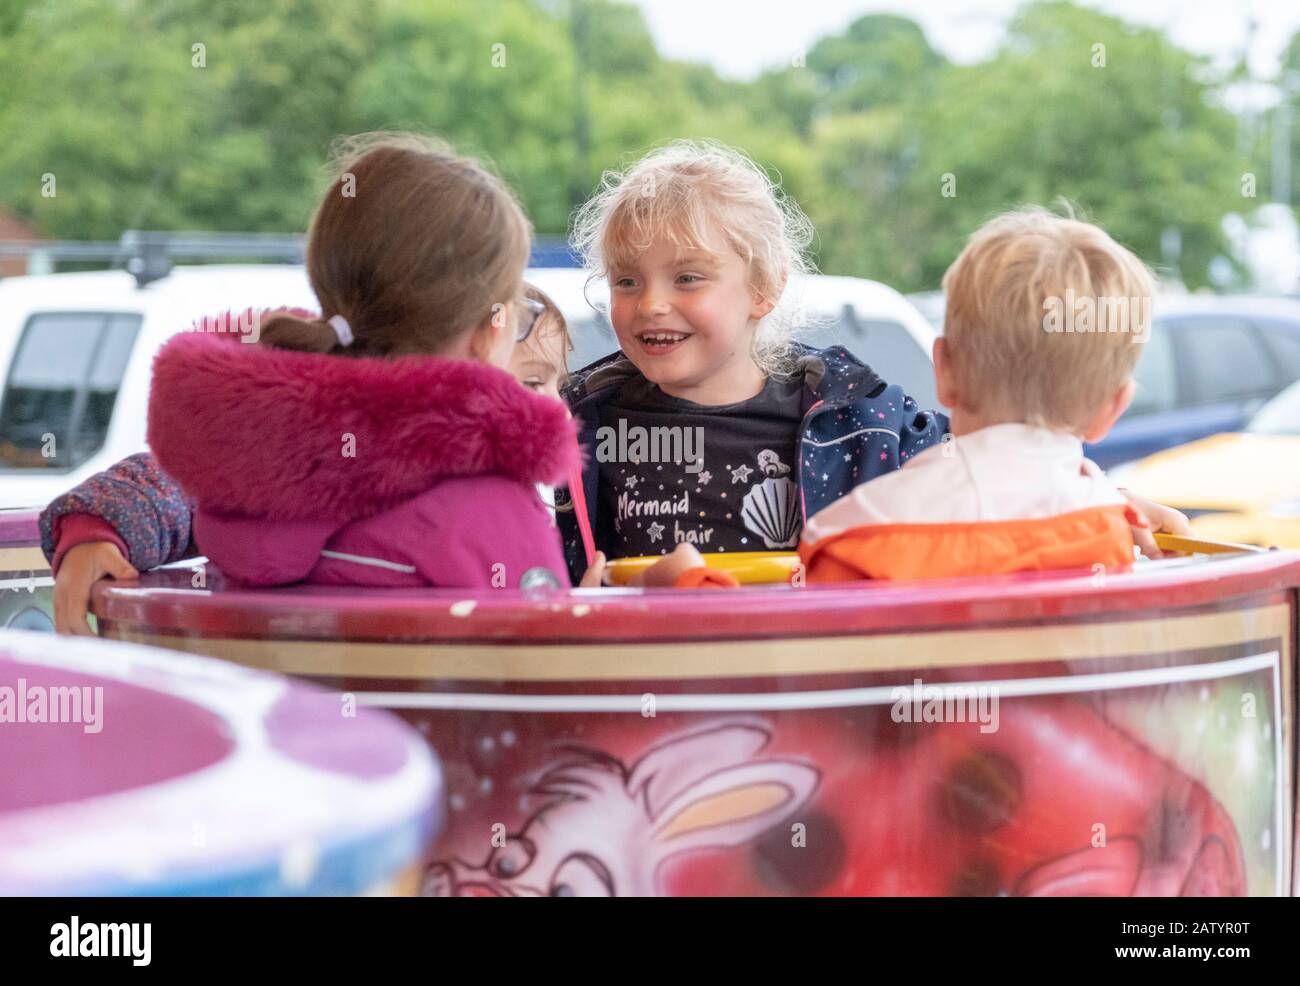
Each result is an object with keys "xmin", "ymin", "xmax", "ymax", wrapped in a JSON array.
[{"xmin": 556, "ymin": 140, "xmax": 949, "ymax": 579}]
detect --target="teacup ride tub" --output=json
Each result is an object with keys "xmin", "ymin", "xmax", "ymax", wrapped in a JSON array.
[
  {"xmin": 91, "ymin": 547, "xmax": 1300, "ymax": 897},
  {"xmin": 0, "ymin": 629, "xmax": 442, "ymax": 895}
]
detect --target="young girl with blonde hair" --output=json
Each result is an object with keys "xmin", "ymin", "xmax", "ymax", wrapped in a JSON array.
[{"xmin": 555, "ymin": 139, "xmax": 947, "ymax": 580}]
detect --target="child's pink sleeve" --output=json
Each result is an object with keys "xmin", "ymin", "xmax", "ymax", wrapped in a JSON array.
[{"xmin": 48, "ymin": 515, "xmax": 130, "ymax": 576}]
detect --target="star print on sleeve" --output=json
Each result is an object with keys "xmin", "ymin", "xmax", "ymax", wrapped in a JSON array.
[{"xmin": 731, "ymin": 464, "xmax": 753, "ymax": 484}]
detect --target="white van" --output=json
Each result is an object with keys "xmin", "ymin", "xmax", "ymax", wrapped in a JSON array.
[
  {"xmin": 0, "ymin": 265, "xmax": 939, "ymax": 510},
  {"xmin": 0, "ymin": 266, "xmax": 317, "ymax": 509}
]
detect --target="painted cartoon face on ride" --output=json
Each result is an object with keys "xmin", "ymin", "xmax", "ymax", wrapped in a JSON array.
[
  {"xmin": 607, "ymin": 228, "xmax": 770, "ymax": 404},
  {"xmin": 421, "ymin": 722, "xmax": 819, "ymax": 897}
]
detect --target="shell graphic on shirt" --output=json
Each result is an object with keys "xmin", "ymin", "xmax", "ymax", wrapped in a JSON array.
[{"xmin": 741, "ymin": 449, "xmax": 800, "ymax": 549}]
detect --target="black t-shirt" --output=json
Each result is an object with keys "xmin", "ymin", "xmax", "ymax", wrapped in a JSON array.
[{"xmin": 596, "ymin": 375, "xmax": 805, "ymax": 557}]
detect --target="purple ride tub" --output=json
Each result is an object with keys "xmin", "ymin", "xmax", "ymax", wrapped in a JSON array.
[{"xmin": 0, "ymin": 628, "xmax": 443, "ymax": 895}]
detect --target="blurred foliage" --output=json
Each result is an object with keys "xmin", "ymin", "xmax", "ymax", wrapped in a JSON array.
[
  {"xmin": 808, "ymin": 13, "xmax": 946, "ymax": 116},
  {"xmin": 809, "ymin": 2, "xmax": 1249, "ymax": 289},
  {"xmin": 1260, "ymin": 31, "xmax": 1300, "ymax": 211},
  {"xmin": 0, "ymin": 0, "xmax": 1285, "ymax": 291}
]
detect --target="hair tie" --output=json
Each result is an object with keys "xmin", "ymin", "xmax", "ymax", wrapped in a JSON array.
[{"xmin": 327, "ymin": 314, "xmax": 354, "ymax": 348}]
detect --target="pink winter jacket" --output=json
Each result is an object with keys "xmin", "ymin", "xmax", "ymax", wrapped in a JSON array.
[{"xmin": 145, "ymin": 323, "xmax": 580, "ymax": 589}]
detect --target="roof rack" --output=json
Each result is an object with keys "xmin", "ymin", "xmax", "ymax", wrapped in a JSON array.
[
  {"xmin": 0, "ymin": 232, "xmax": 583, "ymax": 289},
  {"xmin": 0, "ymin": 231, "xmax": 305, "ymax": 288}
]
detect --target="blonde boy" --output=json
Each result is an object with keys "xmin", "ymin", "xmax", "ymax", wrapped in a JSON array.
[{"xmin": 800, "ymin": 208, "xmax": 1155, "ymax": 581}]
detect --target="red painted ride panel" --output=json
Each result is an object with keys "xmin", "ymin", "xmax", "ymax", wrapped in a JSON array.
[{"xmin": 88, "ymin": 551, "xmax": 1300, "ymax": 896}]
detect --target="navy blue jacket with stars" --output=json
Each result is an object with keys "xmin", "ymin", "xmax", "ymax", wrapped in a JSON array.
[{"xmin": 555, "ymin": 343, "xmax": 950, "ymax": 583}]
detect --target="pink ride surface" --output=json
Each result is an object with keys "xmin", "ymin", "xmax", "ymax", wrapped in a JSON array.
[{"xmin": 0, "ymin": 629, "xmax": 442, "ymax": 895}]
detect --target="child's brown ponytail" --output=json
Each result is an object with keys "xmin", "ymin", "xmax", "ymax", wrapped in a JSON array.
[{"xmin": 258, "ymin": 313, "xmax": 345, "ymax": 353}]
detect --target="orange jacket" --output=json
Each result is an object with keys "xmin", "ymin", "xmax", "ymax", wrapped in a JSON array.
[
  {"xmin": 799, "ymin": 424, "xmax": 1139, "ymax": 582},
  {"xmin": 800, "ymin": 504, "xmax": 1138, "ymax": 582}
]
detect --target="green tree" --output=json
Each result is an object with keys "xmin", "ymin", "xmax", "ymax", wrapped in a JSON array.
[
  {"xmin": 1258, "ymin": 30, "xmax": 1300, "ymax": 214},
  {"xmin": 807, "ymin": 13, "xmax": 945, "ymax": 116},
  {"xmin": 0, "ymin": 0, "xmax": 373, "ymax": 237},
  {"xmin": 350, "ymin": 0, "xmax": 578, "ymax": 234},
  {"xmin": 0, "ymin": 0, "xmax": 1260, "ymax": 298},
  {"xmin": 807, "ymin": 2, "xmax": 1246, "ymax": 290},
  {"xmin": 0, "ymin": 0, "xmax": 199, "ymax": 237}
]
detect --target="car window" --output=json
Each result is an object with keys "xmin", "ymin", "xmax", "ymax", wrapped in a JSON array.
[
  {"xmin": 1258, "ymin": 323, "xmax": 1300, "ymax": 386},
  {"xmin": 0, "ymin": 312, "xmax": 142, "ymax": 470},
  {"xmin": 567, "ymin": 311, "xmax": 619, "ymax": 371},
  {"xmin": 562, "ymin": 304, "xmax": 940, "ymax": 411},
  {"xmin": 1248, "ymin": 380, "xmax": 1300, "ymax": 436},
  {"xmin": 1127, "ymin": 324, "xmax": 1178, "ymax": 416},
  {"xmin": 801, "ymin": 306, "xmax": 940, "ymax": 411},
  {"xmin": 1178, "ymin": 318, "xmax": 1274, "ymax": 405}
]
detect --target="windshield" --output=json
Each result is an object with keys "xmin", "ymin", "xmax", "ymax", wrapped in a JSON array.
[
  {"xmin": 0, "ymin": 313, "xmax": 142, "ymax": 470},
  {"xmin": 565, "ymin": 304, "xmax": 941, "ymax": 412},
  {"xmin": 1247, "ymin": 380, "xmax": 1300, "ymax": 436}
]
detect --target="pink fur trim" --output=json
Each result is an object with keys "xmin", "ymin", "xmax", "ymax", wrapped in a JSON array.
[{"xmin": 147, "ymin": 313, "xmax": 580, "ymax": 521}]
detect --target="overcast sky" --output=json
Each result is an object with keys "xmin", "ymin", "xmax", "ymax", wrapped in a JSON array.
[{"xmin": 632, "ymin": 0, "xmax": 1300, "ymax": 88}]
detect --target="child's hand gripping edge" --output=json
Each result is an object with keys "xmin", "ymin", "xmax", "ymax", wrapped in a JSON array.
[
  {"xmin": 1119, "ymin": 489, "xmax": 1192, "ymax": 560},
  {"xmin": 54, "ymin": 541, "xmax": 139, "ymax": 636}
]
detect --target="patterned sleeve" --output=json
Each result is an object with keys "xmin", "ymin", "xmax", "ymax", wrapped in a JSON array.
[
  {"xmin": 39, "ymin": 452, "xmax": 197, "ymax": 571},
  {"xmin": 897, "ymin": 393, "xmax": 950, "ymax": 465}
]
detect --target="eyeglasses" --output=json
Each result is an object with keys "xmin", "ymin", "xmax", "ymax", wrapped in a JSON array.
[{"xmin": 516, "ymin": 297, "xmax": 545, "ymax": 343}]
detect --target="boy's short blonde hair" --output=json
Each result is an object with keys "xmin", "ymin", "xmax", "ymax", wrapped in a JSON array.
[
  {"xmin": 572, "ymin": 139, "xmax": 813, "ymax": 376},
  {"xmin": 941, "ymin": 208, "xmax": 1155, "ymax": 432}
]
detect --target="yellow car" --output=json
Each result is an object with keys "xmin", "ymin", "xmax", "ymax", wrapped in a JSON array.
[{"xmin": 1109, "ymin": 380, "xmax": 1300, "ymax": 548}]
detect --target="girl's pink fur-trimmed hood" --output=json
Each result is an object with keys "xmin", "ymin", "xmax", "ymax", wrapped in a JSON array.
[{"xmin": 147, "ymin": 313, "xmax": 580, "ymax": 522}]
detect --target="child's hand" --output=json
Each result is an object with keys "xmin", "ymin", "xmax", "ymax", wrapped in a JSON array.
[
  {"xmin": 577, "ymin": 551, "xmax": 607, "ymax": 589},
  {"xmin": 1119, "ymin": 489, "xmax": 1191, "ymax": 559},
  {"xmin": 634, "ymin": 543, "xmax": 709, "ymax": 587},
  {"xmin": 54, "ymin": 541, "xmax": 139, "ymax": 636}
]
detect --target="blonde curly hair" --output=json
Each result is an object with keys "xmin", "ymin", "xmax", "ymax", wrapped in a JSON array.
[{"xmin": 572, "ymin": 139, "xmax": 814, "ymax": 377}]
